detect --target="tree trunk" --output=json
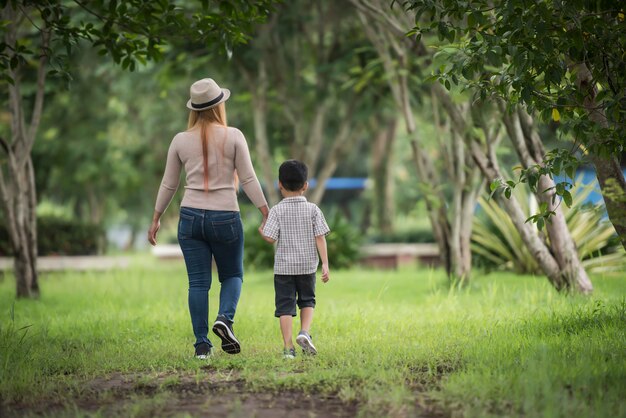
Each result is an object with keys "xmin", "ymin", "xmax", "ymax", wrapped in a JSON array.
[
  {"xmin": 356, "ymin": 10, "xmax": 454, "ymax": 276},
  {"xmin": 575, "ymin": 63, "xmax": 626, "ymax": 250},
  {"xmin": 0, "ymin": 152, "xmax": 39, "ymax": 298},
  {"xmin": 590, "ymin": 156, "xmax": 626, "ymax": 249},
  {"xmin": 237, "ymin": 60, "xmax": 280, "ymax": 206},
  {"xmin": 371, "ymin": 118, "xmax": 397, "ymax": 235},
  {"xmin": 510, "ymin": 108, "xmax": 593, "ymax": 293},
  {"xmin": 1, "ymin": 4, "xmax": 48, "ymax": 298},
  {"xmin": 308, "ymin": 102, "xmax": 359, "ymax": 205},
  {"xmin": 469, "ymin": 141, "xmax": 569, "ymax": 290},
  {"xmin": 433, "ymin": 84, "xmax": 582, "ymax": 292}
]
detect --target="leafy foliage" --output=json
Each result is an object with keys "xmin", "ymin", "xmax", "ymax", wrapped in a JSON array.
[
  {"xmin": 473, "ymin": 179, "xmax": 625, "ymax": 274},
  {"xmin": 404, "ymin": 0, "xmax": 625, "ymax": 156},
  {"xmin": 0, "ymin": 215, "xmax": 104, "ymax": 256},
  {"xmin": 0, "ymin": 0, "xmax": 275, "ymax": 84}
]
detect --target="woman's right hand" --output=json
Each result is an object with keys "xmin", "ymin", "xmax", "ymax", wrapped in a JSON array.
[{"xmin": 148, "ymin": 211, "xmax": 162, "ymax": 246}]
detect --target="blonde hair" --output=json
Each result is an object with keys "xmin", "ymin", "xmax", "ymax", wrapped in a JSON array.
[{"xmin": 187, "ymin": 103, "xmax": 237, "ymax": 192}]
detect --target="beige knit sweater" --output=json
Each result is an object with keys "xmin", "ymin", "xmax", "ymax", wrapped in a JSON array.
[{"xmin": 155, "ymin": 125, "xmax": 267, "ymax": 213}]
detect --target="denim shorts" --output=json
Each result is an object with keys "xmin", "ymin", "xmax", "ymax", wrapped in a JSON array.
[{"xmin": 274, "ymin": 273, "xmax": 316, "ymax": 317}]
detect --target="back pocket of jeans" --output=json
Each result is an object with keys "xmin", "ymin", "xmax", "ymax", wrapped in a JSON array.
[
  {"xmin": 178, "ymin": 213, "xmax": 194, "ymax": 239},
  {"xmin": 212, "ymin": 217, "xmax": 240, "ymax": 244}
]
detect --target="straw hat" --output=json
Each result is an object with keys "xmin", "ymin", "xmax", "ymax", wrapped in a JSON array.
[{"xmin": 186, "ymin": 78, "xmax": 230, "ymax": 111}]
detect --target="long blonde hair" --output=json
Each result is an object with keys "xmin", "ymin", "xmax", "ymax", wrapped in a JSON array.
[{"xmin": 187, "ymin": 103, "xmax": 229, "ymax": 192}]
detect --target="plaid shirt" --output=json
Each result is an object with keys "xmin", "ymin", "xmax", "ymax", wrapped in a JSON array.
[{"xmin": 262, "ymin": 196, "xmax": 330, "ymax": 275}]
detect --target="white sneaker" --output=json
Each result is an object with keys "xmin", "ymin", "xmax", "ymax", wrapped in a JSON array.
[{"xmin": 296, "ymin": 330, "xmax": 317, "ymax": 355}]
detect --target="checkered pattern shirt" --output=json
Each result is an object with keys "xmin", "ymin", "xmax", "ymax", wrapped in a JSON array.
[{"xmin": 262, "ymin": 196, "xmax": 330, "ymax": 275}]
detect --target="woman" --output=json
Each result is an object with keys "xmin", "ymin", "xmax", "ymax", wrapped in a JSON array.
[{"xmin": 148, "ymin": 78, "xmax": 269, "ymax": 359}]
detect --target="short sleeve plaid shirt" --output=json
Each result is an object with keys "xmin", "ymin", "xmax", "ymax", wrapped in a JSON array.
[{"xmin": 262, "ymin": 196, "xmax": 330, "ymax": 275}]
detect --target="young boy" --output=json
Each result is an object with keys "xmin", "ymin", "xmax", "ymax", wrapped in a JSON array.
[{"xmin": 261, "ymin": 160, "xmax": 330, "ymax": 359}]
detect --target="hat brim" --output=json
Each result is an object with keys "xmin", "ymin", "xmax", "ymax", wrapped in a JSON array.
[{"xmin": 186, "ymin": 88, "xmax": 230, "ymax": 111}]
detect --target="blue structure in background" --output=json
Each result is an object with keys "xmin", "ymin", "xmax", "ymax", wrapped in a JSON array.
[
  {"xmin": 274, "ymin": 177, "xmax": 367, "ymax": 190},
  {"xmin": 308, "ymin": 177, "xmax": 367, "ymax": 190},
  {"xmin": 555, "ymin": 168, "xmax": 626, "ymax": 205},
  {"xmin": 274, "ymin": 170, "xmax": 626, "ymax": 206}
]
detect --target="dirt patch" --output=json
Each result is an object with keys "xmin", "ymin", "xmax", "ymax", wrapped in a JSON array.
[{"xmin": 2, "ymin": 370, "xmax": 358, "ymax": 418}]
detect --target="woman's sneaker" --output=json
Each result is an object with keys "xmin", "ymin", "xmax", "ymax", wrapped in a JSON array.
[
  {"xmin": 283, "ymin": 347, "xmax": 296, "ymax": 359},
  {"xmin": 296, "ymin": 330, "xmax": 317, "ymax": 355},
  {"xmin": 195, "ymin": 342, "xmax": 212, "ymax": 359},
  {"xmin": 212, "ymin": 315, "xmax": 241, "ymax": 354}
]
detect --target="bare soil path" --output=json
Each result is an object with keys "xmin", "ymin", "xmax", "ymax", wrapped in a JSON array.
[{"xmin": 2, "ymin": 369, "xmax": 359, "ymax": 417}]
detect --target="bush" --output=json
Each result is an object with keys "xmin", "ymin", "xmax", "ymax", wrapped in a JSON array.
[
  {"xmin": 0, "ymin": 216, "xmax": 104, "ymax": 256},
  {"xmin": 472, "ymin": 178, "xmax": 626, "ymax": 274},
  {"xmin": 243, "ymin": 212, "xmax": 362, "ymax": 271}
]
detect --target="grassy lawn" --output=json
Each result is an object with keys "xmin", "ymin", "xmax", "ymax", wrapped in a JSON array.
[{"xmin": 1, "ymin": 258, "xmax": 625, "ymax": 417}]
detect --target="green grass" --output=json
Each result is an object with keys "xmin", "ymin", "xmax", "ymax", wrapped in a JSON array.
[{"xmin": 1, "ymin": 259, "xmax": 625, "ymax": 417}]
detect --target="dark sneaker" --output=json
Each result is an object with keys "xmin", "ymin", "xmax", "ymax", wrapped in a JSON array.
[
  {"xmin": 195, "ymin": 342, "xmax": 212, "ymax": 359},
  {"xmin": 296, "ymin": 330, "xmax": 317, "ymax": 355},
  {"xmin": 212, "ymin": 315, "xmax": 241, "ymax": 354},
  {"xmin": 283, "ymin": 347, "xmax": 296, "ymax": 359}
]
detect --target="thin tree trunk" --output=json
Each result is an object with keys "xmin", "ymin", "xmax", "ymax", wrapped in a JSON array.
[
  {"xmin": 357, "ymin": 9, "xmax": 453, "ymax": 275},
  {"xmin": 434, "ymin": 84, "xmax": 572, "ymax": 291},
  {"xmin": 574, "ymin": 62, "xmax": 626, "ymax": 250},
  {"xmin": 308, "ymin": 103, "xmax": 359, "ymax": 205},
  {"xmin": 248, "ymin": 62, "xmax": 280, "ymax": 206},
  {"xmin": 469, "ymin": 141, "xmax": 569, "ymax": 290},
  {"xmin": 372, "ymin": 117, "xmax": 397, "ymax": 235},
  {"xmin": 512, "ymin": 108, "xmax": 592, "ymax": 293},
  {"xmin": 2, "ymin": 4, "xmax": 48, "ymax": 298}
]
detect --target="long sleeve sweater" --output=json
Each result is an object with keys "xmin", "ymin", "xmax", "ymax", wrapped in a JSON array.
[{"xmin": 154, "ymin": 125, "xmax": 267, "ymax": 213}]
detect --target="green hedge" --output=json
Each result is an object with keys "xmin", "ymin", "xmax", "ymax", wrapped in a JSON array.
[{"xmin": 0, "ymin": 216, "xmax": 104, "ymax": 256}]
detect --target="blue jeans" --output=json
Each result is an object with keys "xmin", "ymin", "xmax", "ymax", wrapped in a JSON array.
[{"xmin": 178, "ymin": 207, "xmax": 244, "ymax": 347}]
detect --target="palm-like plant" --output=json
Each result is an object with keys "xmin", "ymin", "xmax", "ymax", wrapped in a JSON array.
[{"xmin": 472, "ymin": 177, "xmax": 625, "ymax": 274}]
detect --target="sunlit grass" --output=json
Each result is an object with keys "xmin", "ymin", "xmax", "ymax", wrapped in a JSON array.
[{"xmin": 1, "ymin": 259, "xmax": 625, "ymax": 417}]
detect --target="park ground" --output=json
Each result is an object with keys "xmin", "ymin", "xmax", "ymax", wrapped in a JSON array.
[{"xmin": 0, "ymin": 258, "xmax": 625, "ymax": 418}]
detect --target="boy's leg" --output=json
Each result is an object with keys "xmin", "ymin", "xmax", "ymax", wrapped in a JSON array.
[
  {"xmin": 279, "ymin": 315, "xmax": 294, "ymax": 349},
  {"xmin": 275, "ymin": 275, "xmax": 298, "ymax": 350},
  {"xmin": 295, "ymin": 273, "xmax": 317, "ymax": 355},
  {"xmin": 300, "ymin": 307, "xmax": 314, "ymax": 333}
]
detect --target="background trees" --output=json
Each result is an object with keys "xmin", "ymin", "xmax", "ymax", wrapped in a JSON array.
[
  {"xmin": 1, "ymin": 0, "xmax": 622, "ymax": 299},
  {"xmin": 0, "ymin": 0, "xmax": 274, "ymax": 298},
  {"xmin": 403, "ymin": 0, "xmax": 626, "ymax": 249}
]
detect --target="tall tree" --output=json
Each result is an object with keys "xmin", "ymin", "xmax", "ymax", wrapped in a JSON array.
[
  {"xmin": 232, "ymin": 0, "xmax": 376, "ymax": 205},
  {"xmin": 0, "ymin": 0, "xmax": 274, "ymax": 298},
  {"xmin": 404, "ymin": 0, "xmax": 626, "ymax": 250},
  {"xmin": 350, "ymin": 0, "xmax": 483, "ymax": 282}
]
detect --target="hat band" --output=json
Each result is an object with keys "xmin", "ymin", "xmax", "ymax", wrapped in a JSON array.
[{"xmin": 191, "ymin": 92, "xmax": 224, "ymax": 109}]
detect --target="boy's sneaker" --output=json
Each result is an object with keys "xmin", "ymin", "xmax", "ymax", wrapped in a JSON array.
[
  {"xmin": 283, "ymin": 347, "xmax": 296, "ymax": 359},
  {"xmin": 195, "ymin": 342, "xmax": 212, "ymax": 359},
  {"xmin": 212, "ymin": 315, "xmax": 241, "ymax": 354},
  {"xmin": 296, "ymin": 330, "xmax": 317, "ymax": 355}
]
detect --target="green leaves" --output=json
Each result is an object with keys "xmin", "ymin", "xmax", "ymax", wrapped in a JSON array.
[
  {"xmin": 404, "ymin": 0, "xmax": 626, "ymax": 155},
  {"xmin": 1, "ymin": 0, "xmax": 275, "ymax": 84}
]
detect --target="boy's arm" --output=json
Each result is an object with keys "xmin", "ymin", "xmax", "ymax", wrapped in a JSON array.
[
  {"xmin": 260, "ymin": 232, "xmax": 276, "ymax": 244},
  {"xmin": 315, "ymin": 235, "xmax": 330, "ymax": 282},
  {"xmin": 261, "ymin": 208, "xmax": 279, "ymax": 244}
]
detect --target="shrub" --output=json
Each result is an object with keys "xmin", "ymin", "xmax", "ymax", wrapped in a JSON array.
[
  {"xmin": 0, "ymin": 216, "xmax": 104, "ymax": 256},
  {"xmin": 472, "ymin": 178, "xmax": 626, "ymax": 274}
]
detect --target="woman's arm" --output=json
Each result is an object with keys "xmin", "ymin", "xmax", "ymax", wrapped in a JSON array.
[
  {"xmin": 154, "ymin": 137, "xmax": 182, "ymax": 214},
  {"xmin": 233, "ymin": 129, "xmax": 268, "ymax": 209},
  {"xmin": 150, "ymin": 137, "xmax": 181, "ymax": 245},
  {"xmin": 148, "ymin": 210, "xmax": 162, "ymax": 246}
]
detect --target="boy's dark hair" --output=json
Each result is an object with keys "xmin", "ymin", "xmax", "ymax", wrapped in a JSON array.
[{"xmin": 279, "ymin": 160, "xmax": 308, "ymax": 191}]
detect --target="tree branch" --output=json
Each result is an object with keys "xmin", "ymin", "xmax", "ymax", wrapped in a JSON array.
[{"xmin": 24, "ymin": 28, "xmax": 50, "ymax": 158}]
